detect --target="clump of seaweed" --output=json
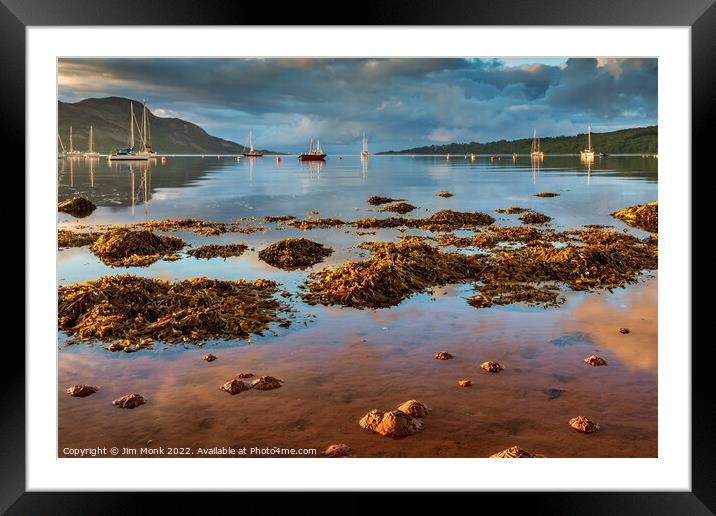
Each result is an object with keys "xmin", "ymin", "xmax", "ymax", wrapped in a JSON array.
[
  {"xmin": 611, "ymin": 201, "xmax": 658, "ymax": 233},
  {"xmin": 264, "ymin": 215, "xmax": 296, "ymax": 223},
  {"xmin": 89, "ymin": 228, "xmax": 185, "ymax": 267},
  {"xmin": 480, "ymin": 361, "xmax": 504, "ymax": 373},
  {"xmin": 58, "ymin": 197, "xmax": 96, "ymax": 218},
  {"xmin": 468, "ymin": 283, "xmax": 564, "ymax": 309},
  {"xmin": 409, "ymin": 210, "xmax": 495, "ymax": 231},
  {"xmin": 258, "ymin": 238, "xmax": 333, "ymax": 270},
  {"xmin": 141, "ymin": 219, "xmax": 229, "ymax": 236},
  {"xmin": 58, "ymin": 275, "xmax": 289, "ymax": 346},
  {"xmin": 367, "ymin": 195, "xmax": 402, "ymax": 206},
  {"xmin": 58, "ymin": 229, "xmax": 102, "ymax": 249},
  {"xmin": 352, "ymin": 217, "xmax": 409, "ymax": 229},
  {"xmin": 287, "ymin": 218, "xmax": 345, "ymax": 230},
  {"xmin": 378, "ymin": 202, "xmax": 417, "ymax": 215},
  {"xmin": 187, "ymin": 243, "xmax": 248, "ymax": 260},
  {"xmin": 302, "ymin": 237, "xmax": 481, "ymax": 309},
  {"xmin": 435, "ymin": 191, "xmax": 454, "ymax": 198},
  {"xmin": 533, "ymin": 192, "xmax": 559, "ymax": 198},
  {"xmin": 518, "ymin": 211, "xmax": 552, "ymax": 225},
  {"xmin": 495, "ymin": 207, "xmax": 528, "ymax": 214}
]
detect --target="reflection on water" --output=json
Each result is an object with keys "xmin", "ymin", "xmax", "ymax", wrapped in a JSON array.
[{"xmin": 57, "ymin": 155, "xmax": 658, "ymax": 457}]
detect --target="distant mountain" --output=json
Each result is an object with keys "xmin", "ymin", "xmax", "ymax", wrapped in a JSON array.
[
  {"xmin": 58, "ymin": 97, "xmax": 278, "ymax": 155},
  {"xmin": 378, "ymin": 126, "xmax": 658, "ymax": 155}
]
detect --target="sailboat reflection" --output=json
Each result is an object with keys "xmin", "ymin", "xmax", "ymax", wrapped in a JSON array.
[
  {"xmin": 530, "ymin": 155, "xmax": 541, "ymax": 184},
  {"xmin": 300, "ymin": 159, "xmax": 324, "ymax": 174},
  {"xmin": 360, "ymin": 154, "xmax": 368, "ymax": 180},
  {"xmin": 112, "ymin": 160, "xmax": 153, "ymax": 217}
]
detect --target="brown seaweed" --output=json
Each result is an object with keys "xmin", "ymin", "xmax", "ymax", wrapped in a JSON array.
[
  {"xmin": 58, "ymin": 229, "xmax": 102, "ymax": 249},
  {"xmin": 258, "ymin": 238, "xmax": 333, "ymax": 270},
  {"xmin": 377, "ymin": 202, "xmax": 417, "ymax": 215},
  {"xmin": 518, "ymin": 211, "xmax": 552, "ymax": 225},
  {"xmin": 89, "ymin": 228, "xmax": 185, "ymax": 267},
  {"xmin": 611, "ymin": 201, "xmax": 658, "ymax": 233},
  {"xmin": 187, "ymin": 243, "xmax": 248, "ymax": 259},
  {"xmin": 58, "ymin": 197, "xmax": 96, "ymax": 218}
]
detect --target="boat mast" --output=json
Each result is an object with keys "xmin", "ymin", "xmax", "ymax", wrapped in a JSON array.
[
  {"xmin": 69, "ymin": 126, "xmax": 74, "ymax": 152},
  {"xmin": 142, "ymin": 100, "xmax": 147, "ymax": 151},
  {"xmin": 588, "ymin": 125, "xmax": 592, "ymax": 151},
  {"xmin": 129, "ymin": 103, "xmax": 135, "ymax": 149},
  {"xmin": 531, "ymin": 128, "xmax": 536, "ymax": 154},
  {"xmin": 249, "ymin": 129, "xmax": 253, "ymax": 152},
  {"xmin": 89, "ymin": 126, "xmax": 93, "ymax": 153},
  {"xmin": 58, "ymin": 134, "xmax": 66, "ymax": 153}
]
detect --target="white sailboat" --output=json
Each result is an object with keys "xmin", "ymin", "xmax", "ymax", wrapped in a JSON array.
[
  {"xmin": 530, "ymin": 128, "xmax": 544, "ymax": 160},
  {"xmin": 360, "ymin": 132, "xmax": 369, "ymax": 159},
  {"xmin": 108, "ymin": 100, "xmax": 155, "ymax": 161},
  {"xmin": 243, "ymin": 129, "xmax": 264, "ymax": 157},
  {"xmin": 84, "ymin": 125, "xmax": 101, "ymax": 158},
  {"xmin": 580, "ymin": 125, "xmax": 595, "ymax": 161},
  {"xmin": 57, "ymin": 134, "xmax": 66, "ymax": 159},
  {"xmin": 65, "ymin": 126, "xmax": 83, "ymax": 158}
]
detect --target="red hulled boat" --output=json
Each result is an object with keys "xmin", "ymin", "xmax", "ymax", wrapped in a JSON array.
[{"xmin": 298, "ymin": 138, "xmax": 326, "ymax": 161}]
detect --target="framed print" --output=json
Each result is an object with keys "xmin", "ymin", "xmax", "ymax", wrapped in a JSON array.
[{"xmin": 8, "ymin": 0, "xmax": 707, "ymax": 512}]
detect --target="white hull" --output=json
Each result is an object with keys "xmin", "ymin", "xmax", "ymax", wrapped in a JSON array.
[
  {"xmin": 530, "ymin": 152, "xmax": 544, "ymax": 159},
  {"xmin": 108, "ymin": 154, "xmax": 151, "ymax": 161},
  {"xmin": 580, "ymin": 151, "xmax": 595, "ymax": 160}
]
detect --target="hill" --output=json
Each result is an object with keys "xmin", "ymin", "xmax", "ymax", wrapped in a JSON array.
[
  {"xmin": 378, "ymin": 126, "xmax": 658, "ymax": 155},
  {"xmin": 58, "ymin": 97, "xmax": 277, "ymax": 155}
]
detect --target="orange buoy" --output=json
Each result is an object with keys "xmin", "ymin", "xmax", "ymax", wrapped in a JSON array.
[{"xmin": 161, "ymin": 156, "xmax": 167, "ymax": 165}]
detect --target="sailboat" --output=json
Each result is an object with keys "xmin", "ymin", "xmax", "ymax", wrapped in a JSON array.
[
  {"xmin": 57, "ymin": 134, "xmax": 66, "ymax": 159},
  {"xmin": 530, "ymin": 129, "xmax": 544, "ymax": 160},
  {"xmin": 360, "ymin": 132, "xmax": 369, "ymax": 159},
  {"xmin": 243, "ymin": 129, "xmax": 264, "ymax": 157},
  {"xmin": 108, "ymin": 100, "xmax": 155, "ymax": 161},
  {"xmin": 65, "ymin": 126, "xmax": 83, "ymax": 158},
  {"xmin": 84, "ymin": 126, "xmax": 100, "ymax": 158},
  {"xmin": 298, "ymin": 138, "xmax": 326, "ymax": 161},
  {"xmin": 580, "ymin": 125, "xmax": 595, "ymax": 161}
]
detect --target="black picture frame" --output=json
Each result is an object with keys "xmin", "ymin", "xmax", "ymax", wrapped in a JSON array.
[{"xmin": 7, "ymin": 1, "xmax": 706, "ymax": 512}]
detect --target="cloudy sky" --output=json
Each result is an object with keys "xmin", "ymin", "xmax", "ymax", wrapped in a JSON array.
[{"xmin": 58, "ymin": 58, "xmax": 657, "ymax": 153}]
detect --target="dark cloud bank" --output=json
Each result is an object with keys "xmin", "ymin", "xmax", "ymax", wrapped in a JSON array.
[{"xmin": 59, "ymin": 58, "xmax": 657, "ymax": 153}]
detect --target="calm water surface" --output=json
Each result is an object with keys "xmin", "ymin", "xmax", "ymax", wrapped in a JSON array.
[{"xmin": 58, "ymin": 155, "xmax": 658, "ymax": 457}]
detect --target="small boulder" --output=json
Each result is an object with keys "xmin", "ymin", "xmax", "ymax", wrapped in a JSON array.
[
  {"xmin": 583, "ymin": 355, "xmax": 608, "ymax": 366},
  {"xmin": 458, "ymin": 379, "xmax": 472, "ymax": 387},
  {"xmin": 236, "ymin": 372, "xmax": 254, "ymax": 379},
  {"xmin": 58, "ymin": 196, "xmax": 96, "ymax": 218},
  {"xmin": 480, "ymin": 361, "xmax": 504, "ymax": 373},
  {"xmin": 619, "ymin": 327, "xmax": 631, "ymax": 334},
  {"xmin": 490, "ymin": 446, "xmax": 538, "ymax": 458},
  {"xmin": 66, "ymin": 384, "xmax": 99, "ymax": 398},
  {"xmin": 220, "ymin": 379, "xmax": 251, "ymax": 395},
  {"xmin": 250, "ymin": 375, "xmax": 283, "ymax": 391},
  {"xmin": 359, "ymin": 409, "xmax": 423, "ymax": 438},
  {"xmin": 358, "ymin": 409, "xmax": 385, "ymax": 432},
  {"xmin": 202, "ymin": 354, "xmax": 217, "ymax": 362},
  {"xmin": 435, "ymin": 351, "xmax": 453, "ymax": 360},
  {"xmin": 396, "ymin": 399, "xmax": 432, "ymax": 418},
  {"xmin": 569, "ymin": 415, "xmax": 600, "ymax": 433},
  {"xmin": 112, "ymin": 393, "xmax": 146, "ymax": 409},
  {"xmin": 323, "ymin": 444, "xmax": 352, "ymax": 457}
]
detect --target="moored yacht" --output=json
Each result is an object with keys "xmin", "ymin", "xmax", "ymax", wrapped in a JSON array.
[{"xmin": 298, "ymin": 138, "xmax": 326, "ymax": 161}]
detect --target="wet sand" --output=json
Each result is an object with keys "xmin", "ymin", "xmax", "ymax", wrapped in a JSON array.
[{"xmin": 59, "ymin": 276, "xmax": 657, "ymax": 458}]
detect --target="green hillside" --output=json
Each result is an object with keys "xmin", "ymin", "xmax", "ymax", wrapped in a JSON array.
[
  {"xmin": 378, "ymin": 126, "xmax": 658, "ymax": 155},
  {"xmin": 58, "ymin": 97, "xmax": 276, "ymax": 155}
]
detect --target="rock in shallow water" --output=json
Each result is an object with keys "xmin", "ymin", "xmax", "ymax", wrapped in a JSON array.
[
  {"xmin": 220, "ymin": 379, "xmax": 251, "ymax": 395},
  {"xmin": 396, "ymin": 399, "xmax": 432, "ymax": 418},
  {"xmin": 323, "ymin": 444, "xmax": 352, "ymax": 457},
  {"xmin": 359, "ymin": 409, "xmax": 423, "ymax": 438},
  {"xmin": 250, "ymin": 375, "xmax": 283, "ymax": 391},
  {"xmin": 583, "ymin": 354, "xmax": 608, "ymax": 366},
  {"xmin": 569, "ymin": 415, "xmax": 600, "ymax": 433},
  {"xmin": 458, "ymin": 379, "xmax": 472, "ymax": 387},
  {"xmin": 66, "ymin": 384, "xmax": 99, "ymax": 397},
  {"xmin": 435, "ymin": 351, "xmax": 453, "ymax": 360},
  {"xmin": 202, "ymin": 354, "xmax": 217, "ymax": 362},
  {"xmin": 112, "ymin": 393, "xmax": 146, "ymax": 409},
  {"xmin": 490, "ymin": 446, "xmax": 539, "ymax": 458},
  {"xmin": 480, "ymin": 361, "xmax": 504, "ymax": 373}
]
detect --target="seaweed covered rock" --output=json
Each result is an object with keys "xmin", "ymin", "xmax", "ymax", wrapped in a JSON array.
[
  {"xmin": 435, "ymin": 191, "xmax": 454, "ymax": 198},
  {"xmin": 458, "ymin": 379, "xmax": 472, "ymax": 387},
  {"xmin": 287, "ymin": 218, "xmax": 345, "ymax": 230},
  {"xmin": 480, "ymin": 361, "xmax": 504, "ymax": 373},
  {"xmin": 367, "ymin": 195, "xmax": 401, "ymax": 206},
  {"xmin": 236, "ymin": 372, "xmax": 254, "ymax": 379},
  {"xmin": 490, "ymin": 446, "xmax": 538, "ymax": 458},
  {"xmin": 378, "ymin": 202, "xmax": 417, "ymax": 215},
  {"xmin": 141, "ymin": 219, "xmax": 229, "ymax": 236},
  {"xmin": 187, "ymin": 243, "xmax": 248, "ymax": 259},
  {"xmin": 518, "ymin": 211, "xmax": 552, "ymax": 225},
  {"xmin": 58, "ymin": 196, "xmax": 96, "ymax": 218},
  {"xmin": 302, "ymin": 238, "xmax": 481, "ymax": 309},
  {"xmin": 611, "ymin": 202, "xmax": 658, "ymax": 233},
  {"xmin": 323, "ymin": 444, "xmax": 352, "ymax": 457},
  {"xmin": 66, "ymin": 384, "xmax": 99, "ymax": 398},
  {"xmin": 583, "ymin": 354, "xmax": 608, "ymax": 366},
  {"xmin": 202, "ymin": 354, "xmax": 217, "ymax": 362},
  {"xmin": 58, "ymin": 275, "xmax": 289, "ymax": 345},
  {"xmin": 495, "ymin": 207, "xmax": 528, "ymax": 214},
  {"xmin": 220, "ymin": 379, "xmax": 251, "ymax": 395},
  {"xmin": 90, "ymin": 228, "xmax": 185, "ymax": 267},
  {"xmin": 533, "ymin": 192, "xmax": 559, "ymax": 198},
  {"xmin": 250, "ymin": 375, "xmax": 283, "ymax": 391},
  {"xmin": 58, "ymin": 229, "xmax": 102, "ymax": 249},
  {"xmin": 569, "ymin": 415, "xmax": 600, "ymax": 433},
  {"xmin": 264, "ymin": 215, "xmax": 296, "ymax": 223},
  {"xmin": 435, "ymin": 351, "xmax": 454, "ymax": 360},
  {"xmin": 358, "ymin": 409, "xmax": 424, "ymax": 438},
  {"xmin": 409, "ymin": 210, "xmax": 495, "ymax": 231},
  {"xmin": 396, "ymin": 399, "xmax": 432, "ymax": 418},
  {"xmin": 112, "ymin": 393, "xmax": 145, "ymax": 409},
  {"xmin": 259, "ymin": 238, "xmax": 333, "ymax": 270}
]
